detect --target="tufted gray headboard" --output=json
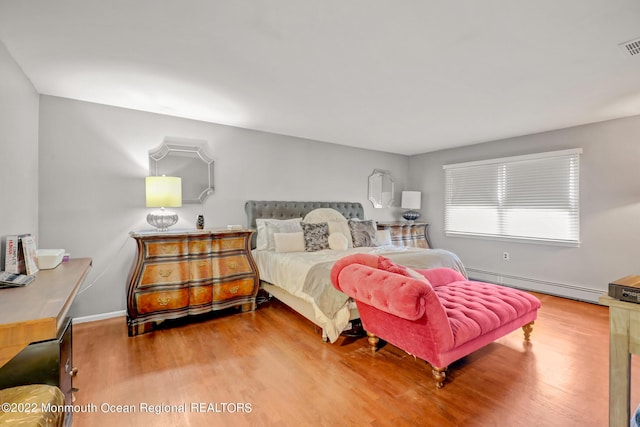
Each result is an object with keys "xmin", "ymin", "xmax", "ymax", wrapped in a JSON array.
[{"xmin": 245, "ymin": 200, "xmax": 364, "ymax": 248}]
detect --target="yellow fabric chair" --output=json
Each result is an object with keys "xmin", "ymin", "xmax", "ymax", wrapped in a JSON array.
[{"xmin": 0, "ymin": 384, "xmax": 65, "ymax": 426}]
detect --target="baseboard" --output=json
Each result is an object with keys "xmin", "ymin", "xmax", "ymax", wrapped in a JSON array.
[
  {"xmin": 466, "ymin": 268, "xmax": 603, "ymax": 303},
  {"xmin": 72, "ymin": 310, "xmax": 126, "ymax": 324}
]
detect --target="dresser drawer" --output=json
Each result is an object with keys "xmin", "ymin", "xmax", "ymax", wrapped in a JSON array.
[
  {"xmin": 190, "ymin": 259, "xmax": 213, "ymax": 280},
  {"xmin": 139, "ymin": 261, "xmax": 189, "ymax": 287},
  {"xmin": 214, "ymin": 278, "xmax": 256, "ymax": 300},
  {"xmin": 211, "ymin": 236, "xmax": 247, "ymax": 253},
  {"xmin": 189, "ymin": 239, "xmax": 211, "ymax": 255},
  {"xmin": 189, "ymin": 285, "xmax": 213, "ymax": 306},
  {"xmin": 144, "ymin": 240, "xmax": 189, "ymax": 258},
  {"xmin": 136, "ymin": 289, "xmax": 189, "ymax": 314},
  {"xmin": 211, "ymin": 255, "xmax": 252, "ymax": 277}
]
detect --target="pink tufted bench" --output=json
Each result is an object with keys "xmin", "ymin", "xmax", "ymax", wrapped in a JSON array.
[{"xmin": 331, "ymin": 254, "xmax": 541, "ymax": 388}]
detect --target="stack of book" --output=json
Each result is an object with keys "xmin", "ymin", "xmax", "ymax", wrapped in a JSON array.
[{"xmin": 2, "ymin": 233, "xmax": 39, "ymax": 287}]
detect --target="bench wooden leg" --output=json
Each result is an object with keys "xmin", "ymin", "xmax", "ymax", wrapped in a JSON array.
[
  {"xmin": 431, "ymin": 365, "xmax": 447, "ymax": 389},
  {"xmin": 366, "ymin": 331, "xmax": 379, "ymax": 354},
  {"xmin": 522, "ymin": 321, "xmax": 535, "ymax": 342}
]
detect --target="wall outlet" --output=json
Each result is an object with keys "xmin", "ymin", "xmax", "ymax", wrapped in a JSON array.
[{"xmin": 502, "ymin": 251, "xmax": 510, "ymax": 261}]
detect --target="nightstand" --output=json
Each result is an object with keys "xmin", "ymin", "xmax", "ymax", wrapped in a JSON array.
[
  {"xmin": 376, "ymin": 222, "xmax": 431, "ymax": 248},
  {"xmin": 126, "ymin": 229, "xmax": 259, "ymax": 336}
]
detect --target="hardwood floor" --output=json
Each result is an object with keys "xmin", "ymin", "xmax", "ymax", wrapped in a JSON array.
[{"xmin": 71, "ymin": 293, "xmax": 634, "ymax": 426}]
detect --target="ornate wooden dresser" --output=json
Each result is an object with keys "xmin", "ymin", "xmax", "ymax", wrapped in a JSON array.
[
  {"xmin": 376, "ymin": 222, "xmax": 431, "ymax": 248},
  {"xmin": 126, "ymin": 229, "xmax": 259, "ymax": 336}
]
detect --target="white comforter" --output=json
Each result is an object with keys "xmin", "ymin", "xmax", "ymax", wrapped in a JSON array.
[{"xmin": 253, "ymin": 245, "xmax": 466, "ymax": 343}]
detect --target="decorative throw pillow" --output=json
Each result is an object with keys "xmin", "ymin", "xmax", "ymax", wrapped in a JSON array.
[
  {"xmin": 377, "ymin": 256, "xmax": 429, "ymax": 283},
  {"xmin": 327, "ymin": 221, "xmax": 353, "ymax": 248},
  {"xmin": 300, "ymin": 222, "xmax": 330, "ymax": 252},
  {"xmin": 328, "ymin": 232, "xmax": 349, "ymax": 251},
  {"xmin": 273, "ymin": 232, "xmax": 306, "ymax": 253},
  {"xmin": 348, "ymin": 219, "xmax": 378, "ymax": 247}
]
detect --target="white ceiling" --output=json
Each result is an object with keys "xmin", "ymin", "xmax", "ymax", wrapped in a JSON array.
[{"xmin": 1, "ymin": 1, "xmax": 640, "ymax": 156}]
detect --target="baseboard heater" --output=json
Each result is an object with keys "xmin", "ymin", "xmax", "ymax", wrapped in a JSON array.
[{"xmin": 466, "ymin": 268, "xmax": 602, "ymax": 303}]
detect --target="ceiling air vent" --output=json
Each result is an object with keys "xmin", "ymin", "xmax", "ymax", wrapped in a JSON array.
[{"xmin": 618, "ymin": 37, "xmax": 640, "ymax": 57}]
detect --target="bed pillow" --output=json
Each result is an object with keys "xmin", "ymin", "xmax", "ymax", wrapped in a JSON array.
[
  {"xmin": 327, "ymin": 221, "xmax": 353, "ymax": 248},
  {"xmin": 376, "ymin": 229, "xmax": 392, "ymax": 246},
  {"xmin": 348, "ymin": 219, "xmax": 378, "ymax": 247},
  {"xmin": 273, "ymin": 232, "xmax": 306, "ymax": 253},
  {"xmin": 300, "ymin": 222, "xmax": 330, "ymax": 252},
  {"xmin": 303, "ymin": 208, "xmax": 347, "ymax": 223},
  {"xmin": 255, "ymin": 218, "xmax": 302, "ymax": 250},
  {"xmin": 303, "ymin": 208, "xmax": 353, "ymax": 248},
  {"xmin": 328, "ymin": 232, "xmax": 349, "ymax": 251}
]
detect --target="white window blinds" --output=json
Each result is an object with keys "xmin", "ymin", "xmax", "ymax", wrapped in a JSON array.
[{"xmin": 443, "ymin": 148, "xmax": 581, "ymax": 246}]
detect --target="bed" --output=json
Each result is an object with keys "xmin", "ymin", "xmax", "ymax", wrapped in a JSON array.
[{"xmin": 245, "ymin": 200, "xmax": 466, "ymax": 343}]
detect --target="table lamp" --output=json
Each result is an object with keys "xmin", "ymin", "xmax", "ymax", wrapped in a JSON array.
[
  {"xmin": 401, "ymin": 191, "xmax": 421, "ymax": 221},
  {"xmin": 146, "ymin": 176, "xmax": 182, "ymax": 231}
]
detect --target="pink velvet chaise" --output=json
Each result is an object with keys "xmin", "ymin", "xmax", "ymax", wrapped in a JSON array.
[{"xmin": 331, "ymin": 253, "xmax": 541, "ymax": 388}]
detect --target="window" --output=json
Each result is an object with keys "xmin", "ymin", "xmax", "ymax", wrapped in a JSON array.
[{"xmin": 443, "ymin": 148, "xmax": 581, "ymax": 246}]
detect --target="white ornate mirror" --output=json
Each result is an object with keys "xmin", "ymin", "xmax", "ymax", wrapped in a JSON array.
[
  {"xmin": 149, "ymin": 142, "xmax": 214, "ymax": 204},
  {"xmin": 368, "ymin": 169, "xmax": 395, "ymax": 208}
]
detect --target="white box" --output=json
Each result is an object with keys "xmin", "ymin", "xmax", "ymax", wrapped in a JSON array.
[{"xmin": 36, "ymin": 249, "xmax": 65, "ymax": 270}]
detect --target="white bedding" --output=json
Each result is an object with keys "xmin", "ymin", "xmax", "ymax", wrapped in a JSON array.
[{"xmin": 253, "ymin": 245, "xmax": 467, "ymax": 342}]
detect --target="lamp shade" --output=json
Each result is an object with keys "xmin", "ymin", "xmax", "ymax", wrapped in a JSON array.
[
  {"xmin": 146, "ymin": 176, "xmax": 182, "ymax": 208},
  {"xmin": 401, "ymin": 191, "xmax": 421, "ymax": 210}
]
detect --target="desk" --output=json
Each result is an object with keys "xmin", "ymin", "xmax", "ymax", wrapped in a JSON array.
[
  {"xmin": 600, "ymin": 284, "xmax": 640, "ymax": 427},
  {"xmin": 0, "ymin": 258, "xmax": 92, "ymax": 369}
]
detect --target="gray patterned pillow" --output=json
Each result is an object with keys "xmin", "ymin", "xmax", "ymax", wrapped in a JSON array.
[
  {"xmin": 300, "ymin": 222, "xmax": 330, "ymax": 252},
  {"xmin": 348, "ymin": 219, "xmax": 378, "ymax": 247}
]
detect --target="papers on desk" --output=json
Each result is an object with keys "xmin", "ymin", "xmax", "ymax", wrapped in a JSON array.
[{"xmin": 0, "ymin": 271, "xmax": 35, "ymax": 288}]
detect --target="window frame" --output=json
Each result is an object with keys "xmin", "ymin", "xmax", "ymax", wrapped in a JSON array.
[{"xmin": 443, "ymin": 148, "xmax": 582, "ymax": 247}]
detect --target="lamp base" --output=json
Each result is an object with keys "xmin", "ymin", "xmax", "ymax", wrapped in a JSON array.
[
  {"xmin": 147, "ymin": 208, "xmax": 178, "ymax": 231},
  {"xmin": 402, "ymin": 210, "xmax": 420, "ymax": 221}
]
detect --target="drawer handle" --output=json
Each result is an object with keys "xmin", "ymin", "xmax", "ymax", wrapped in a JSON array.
[
  {"xmin": 158, "ymin": 270, "xmax": 173, "ymax": 278},
  {"xmin": 227, "ymin": 261, "xmax": 238, "ymax": 270},
  {"xmin": 198, "ymin": 261, "xmax": 208, "ymax": 267},
  {"xmin": 157, "ymin": 296, "xmax": 172, "ymax": 306},
  {"xmin": 161, "ymin": 245, "xmax": 178, "ymax": 254},
  {"xmin": 229, "ymin": 286, "xmax": 239, "ymax": 294}
]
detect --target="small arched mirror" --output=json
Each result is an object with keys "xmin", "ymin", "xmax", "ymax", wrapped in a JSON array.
[
  {"xmin": 368, "ymin": 169, "xmax": 395, "ymax": 208},
  {"xmin": 149, "ymin": 142, "xmax": 214, "ymax": 204}
]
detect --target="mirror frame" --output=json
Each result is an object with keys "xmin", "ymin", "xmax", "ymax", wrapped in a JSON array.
[
  {"xmin": 368, "ymin": 169, "xmax": 395, "ymax": 208},
  {"xmin": 149, "ymin": 143, "xmax": 214, "ymax": 204}
]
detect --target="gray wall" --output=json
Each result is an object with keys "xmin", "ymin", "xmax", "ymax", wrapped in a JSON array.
[
  {"xmin": 37, "ymin": 96, "xmax": 410, "ymax": 318},
  {"xmin": 4, "ymin": 38, "xmax": 639, "ymax": 314},
  {"xmin": 411, "ymin": 116, "xmax": 640, "ymax": 302},
  {"xmin": 0, "ymin": 41, "xmax": 39, "ymax": 261}
]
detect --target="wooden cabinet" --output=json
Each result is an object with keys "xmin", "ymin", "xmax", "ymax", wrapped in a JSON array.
[
  {"xmin": 0, "ymin": 258, "xmax": 91, "ymax": 426},
  {"xmin": 127, "ymin": 229, "xmax": 259, "ymax": 336},
  {"xmin": 376, "ymin": 222, "xmax": 431, "ymax": 248},
  {"xmin": 599, "ymin": 282, "xmax": 640, "ymax": 427}
]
